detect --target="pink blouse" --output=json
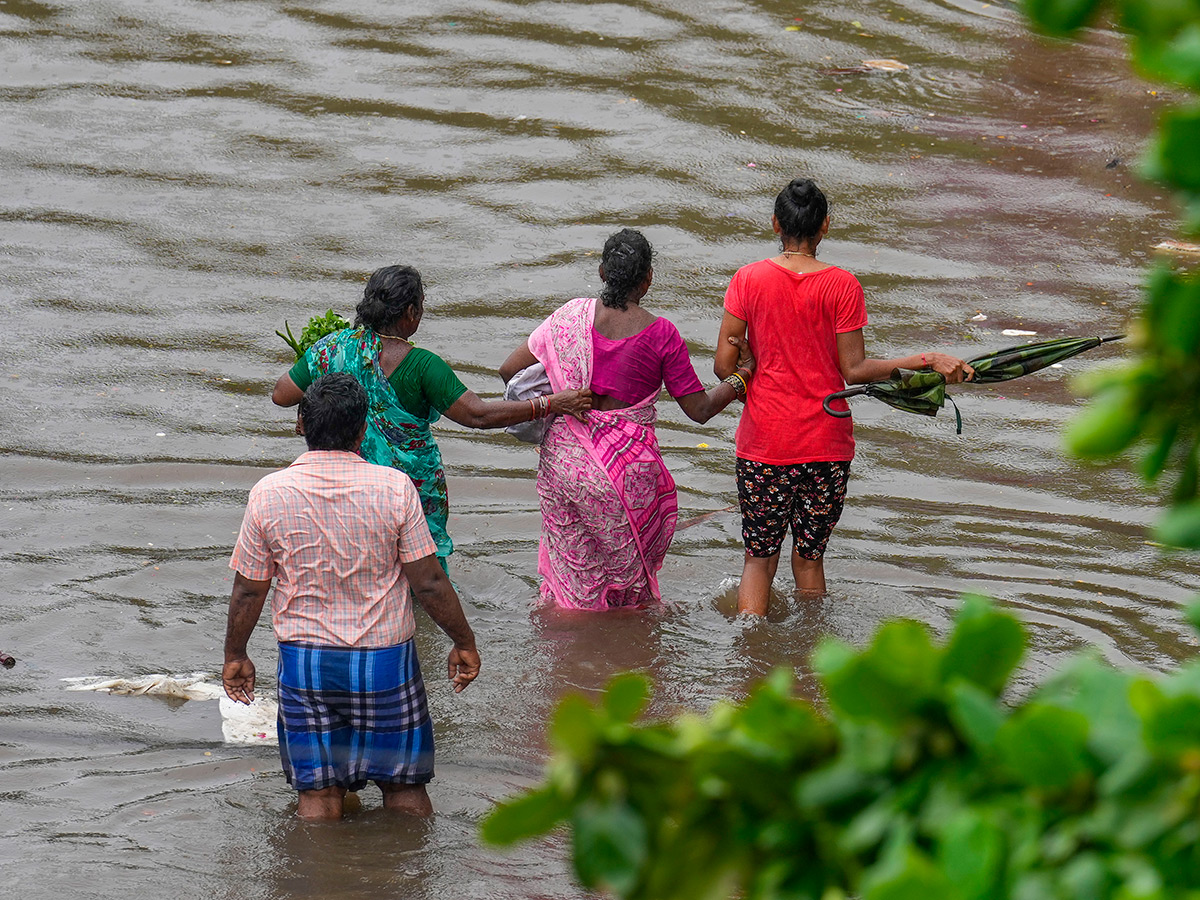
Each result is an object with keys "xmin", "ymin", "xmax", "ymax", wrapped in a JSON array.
[{"xmin": 590, "ymin": 317, "xmax": 704, "ymax": 405}]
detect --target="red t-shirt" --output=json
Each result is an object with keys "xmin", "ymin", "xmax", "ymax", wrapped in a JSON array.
[{"xmin": 724, "ymin": 260, "xmax": 868, "ymax": 464}]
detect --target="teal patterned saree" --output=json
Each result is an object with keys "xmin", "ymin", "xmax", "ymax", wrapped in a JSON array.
[{"xmin": 305, "ymin": 327, "xmax": 453, "ymax": 565}]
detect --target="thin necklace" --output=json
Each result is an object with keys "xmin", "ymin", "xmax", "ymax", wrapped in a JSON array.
[
  {"xmin": 781, "ymin": 249, "xmax": 816, "ymax": 258},
  {"xmin": 376, "ymin": 332, "xmax": 414, "ymax": 345}
]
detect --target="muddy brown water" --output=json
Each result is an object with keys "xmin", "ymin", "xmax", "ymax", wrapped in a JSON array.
[{"xmin": 2, "ymin": 1, "xmax": 1198, "ymax": 897}]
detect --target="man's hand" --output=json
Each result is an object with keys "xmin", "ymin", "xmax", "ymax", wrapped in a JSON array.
[
  {"xmin": 448, "ymin": 646, "xmax": 481, "ymax": 692},
  {"xmin": 223, "ymin": 656, "xmax": 256, "ymax": 704},
  {"xmin": 223, "ymin": 571, "xmax": 271, "ymax": 704},
  {"xmin": 404, "ymin": 553, "xmax": 481, "ymax": 694}
]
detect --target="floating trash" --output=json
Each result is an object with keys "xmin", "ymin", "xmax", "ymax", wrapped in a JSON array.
[
  {"xmin": 65, "ymin": 673, "xmax": 223, "ymax": 699},
  {"xmin": 1001, "ymin": 329, "xmax": 1038, "ymax": 336},
  {"xmin": 970, "ymin": 313, "xmax": 988, "ymax": 321},
  {"xmin": 1154, "ymin": 239, "xmax": 1200, "ymax": 254},
  {"xmin": 822, "ymin": 58, "xmax": 909, "ymax": 75},
  {"xmin": 65, "ymin": 673, "xmax": 279, "ymax": 745}
]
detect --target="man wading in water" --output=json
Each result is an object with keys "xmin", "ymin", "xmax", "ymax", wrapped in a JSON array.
[{"xmin": 222, "ymin": 373, "xmax": 481, "ymax": 820}]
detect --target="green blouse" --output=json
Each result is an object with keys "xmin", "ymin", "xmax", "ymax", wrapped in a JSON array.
[{"xmin": 290, "ymin": 345, "xmax": 468, "ymax": 420}]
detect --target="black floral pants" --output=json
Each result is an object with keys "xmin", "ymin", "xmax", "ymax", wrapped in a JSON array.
[{"xmin": 736, "ymin": 459, "xmax": 851, "ymax": 559}]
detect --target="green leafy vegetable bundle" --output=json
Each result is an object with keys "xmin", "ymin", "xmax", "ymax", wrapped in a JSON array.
[{"xmin": 276, "ymin": 309, "xmax": 351, "ymax": 361}]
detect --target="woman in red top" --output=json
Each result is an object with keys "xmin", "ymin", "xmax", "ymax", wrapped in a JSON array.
[{"xmin": 715, "ymin": 179, "xmax": 973, "ymax": 615}]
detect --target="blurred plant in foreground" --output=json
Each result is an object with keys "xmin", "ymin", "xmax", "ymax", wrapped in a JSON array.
[
  {"xmin": 484, "ymin": 598, "xmax": 1200, "ymax": 899},
  {"xmin": 1030, "ymin": 0, "xmax": 1200, "ymax": 549}
]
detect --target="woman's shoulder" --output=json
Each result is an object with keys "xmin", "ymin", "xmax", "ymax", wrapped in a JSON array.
[{"xmin": 404, "ymin": 345, "xmax": 443, "ymax": 364}]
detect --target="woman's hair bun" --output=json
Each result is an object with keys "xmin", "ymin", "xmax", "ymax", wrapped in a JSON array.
[
  {"xmin": 600, "ymin": 228, "xmax": 654, "ymax": 311},
  {"xmin": 774, "ymin": 178, "xmax": 828, "ymax": 242}
]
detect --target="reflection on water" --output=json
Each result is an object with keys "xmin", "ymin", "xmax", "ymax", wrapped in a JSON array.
[{"xmin": 1, "ymin": 0, "xmax": 1197, "ymax": 897}]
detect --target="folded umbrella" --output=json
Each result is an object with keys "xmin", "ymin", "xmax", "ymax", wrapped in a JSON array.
[{"xmin": 823, "ymin": 335, "xmax": 1124, "ymax": 433}]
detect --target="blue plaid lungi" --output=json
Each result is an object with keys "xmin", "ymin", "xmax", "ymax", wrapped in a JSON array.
[{"xmin": 276, "ymin": 639, "xmax": 434, "ymax": 792}]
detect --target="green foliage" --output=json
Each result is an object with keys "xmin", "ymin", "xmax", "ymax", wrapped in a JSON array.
[
  {"xmin": 1025, "ymin": 0, "xmax": 1200, "ymax": 548},
  {"xmin": 275, "ymin": 308, "xmax": 350, "ymax": 360},
  {"xmin": 482, "ymin": 600, "xmax": 1200, "ymax": 900}
]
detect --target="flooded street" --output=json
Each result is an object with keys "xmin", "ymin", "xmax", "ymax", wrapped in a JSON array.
[{"xmin": 2, "ymin": 0, "xmax": 1197, "ymax": 896}]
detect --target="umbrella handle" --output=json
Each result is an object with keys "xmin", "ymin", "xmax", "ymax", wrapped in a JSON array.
[{"xmin": 823, "ymin": 387, "xmax": 864, "ymax": 418}]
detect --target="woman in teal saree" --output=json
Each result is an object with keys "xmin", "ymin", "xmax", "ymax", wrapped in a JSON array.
[{"xmin": 272, "ymin": 265, "xmax": 591, "ymax": 571}]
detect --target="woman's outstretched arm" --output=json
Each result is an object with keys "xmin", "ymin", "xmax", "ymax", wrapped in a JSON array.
[
  {"xmin": 835, "ymin": 330, "xmax": 974, "ymax": 385},
  {"xmin": 442, "ymin": 388, "xmax": 591, "ymax": 429},
  {"xmin": 676, "ymin": 335, "xmax": 755, "ymax": 424}
]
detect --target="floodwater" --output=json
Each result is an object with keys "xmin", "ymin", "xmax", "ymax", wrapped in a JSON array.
[{"xmin": 1, "ymin": 0, "xmax": 1197, "ymax": 896}]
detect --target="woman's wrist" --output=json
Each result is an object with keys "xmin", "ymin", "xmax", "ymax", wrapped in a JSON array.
[{"xmin": 722, "ymin": 372, "xmax": 748, "ymax": 399}]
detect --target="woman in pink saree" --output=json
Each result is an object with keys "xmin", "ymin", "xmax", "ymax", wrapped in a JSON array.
[{"xmin": 500, "ymin": 229, "xmax": 755, "ymax": 610}]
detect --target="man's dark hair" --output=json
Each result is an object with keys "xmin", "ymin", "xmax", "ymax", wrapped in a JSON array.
[{"xmin": 299, "ymin": 373, "xmax": 368, "ymax": 451}]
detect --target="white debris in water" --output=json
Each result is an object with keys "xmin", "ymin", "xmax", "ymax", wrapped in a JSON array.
[
  {"xmin": 65, "ymin": 673, "xmax": 222, "ymax": 699},
  {"xmin": 64, "ymin": 674, "xmax": 278, "ymax": 745},
  {"xmin": 970, "ymin": 313, "xmax": 987, "ymax": 321},
  {"xmin": 219, "ymin": 696, "xmax": 278, "ymax": 745},
  {"xmin": 1001, "ymin": 329, "xmax": 1037, "ymax": 336}
]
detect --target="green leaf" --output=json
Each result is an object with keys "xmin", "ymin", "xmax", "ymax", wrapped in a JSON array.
[
  {"xmin": 480, "ymin": 787, "xmax": 569, "ymax": 846},
  {"xmin": 1144, "ymin": 105, "xmax": 1200, "ymax": 194},
  {"xmin": 861, "ymin": 844, "xmax": 955, "ymax": 900},
  {"xmin": 1138, "ymin": 689, "xmax": 1200, "ymax": 757},
  {"xmin": 996, "ymin": 704, "xmax": 1092, "ymax": 788},
  {"xmin": 940, "ymin": 595, "xmax": 1026, "ymax": 694},
  {"xmin": 571, "ymin": 800, "xmax": 648, "ymax": 894},
  {"xmin": 1153, "ymin": 501, "xmax": 1200, "ymax": 549},
  {"xmin": 819, "ymin": 621, "xmax": 940, "ymax": 724},
  {"xmin": 1124, "ymin": 1, "xmax": 1200, "ymax": 48},
  {"xmin": 1143, "ymin": 268, "xmax": 1200, "ymax": 357},
  {"xmin": 1058, "ymin": 852, "xmax": 1110, "ymax": 900},
  {"xmin": 1140, "ymin": 420, "xmax": 1179, "ymax": 482},
  {"xmin": 947, "ymin": 680, "xmax": 1005, "ymax": 750},
  {"xmin": 603, "ymin": 673, "xmax": 651, "ymax": 723},
  {"xmin": 937, "ymin": 811, "xmax": 1005, "ymax": 900},
  {"xmin": 1022, "ymin": 0, "xmax": 1106, "ymax": 35},
  {"xmin": 1037, "ymin": 656, "xmax": 1140, "ymax": 764},
  {"xmin": 1063, "ymin": 385, "xmax": 1146, "ymax": 458},
  {"xmin": 549, "ymin": 694, "xmax": 601, "ymax": 759}
]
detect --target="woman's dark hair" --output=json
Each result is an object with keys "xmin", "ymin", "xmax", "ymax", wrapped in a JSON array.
[
  {"xmin": 299, "ymin": 373, "xmax": 369, "ymax": 452},
  {"xmin": 774, "ymin": 178, "xmax": 828, "ymax": 243},
  {"xmin": 355, "ymin": 265, "xmax": 424, "ymax": 332},
  {"xmin": 599, "ymin": 228, "xmax": 654, "ymax": 310}
]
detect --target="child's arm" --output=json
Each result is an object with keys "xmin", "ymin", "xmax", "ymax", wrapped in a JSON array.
[{"xmin": 714, "ymin": 311, "xmax": 748, "ymax": 378}]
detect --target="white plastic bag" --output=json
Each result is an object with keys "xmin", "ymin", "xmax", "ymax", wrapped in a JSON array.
[{"xmin": 503, "ymin": 363, "xmax": 553, "ymax": 443}]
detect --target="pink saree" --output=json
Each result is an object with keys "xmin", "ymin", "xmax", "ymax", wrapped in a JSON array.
[{"xmin": 529, "ymin": 298, "xmax": 678, "ymax": 610}]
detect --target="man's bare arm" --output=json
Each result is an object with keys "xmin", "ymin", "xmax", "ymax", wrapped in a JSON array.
[
  {"xmin": 223, "ymin": 572, "xmax": 272, "ymax": 704},
  {"xmin": 402, "ymin": 553, "xmax": 480, "ymax": 692}
]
